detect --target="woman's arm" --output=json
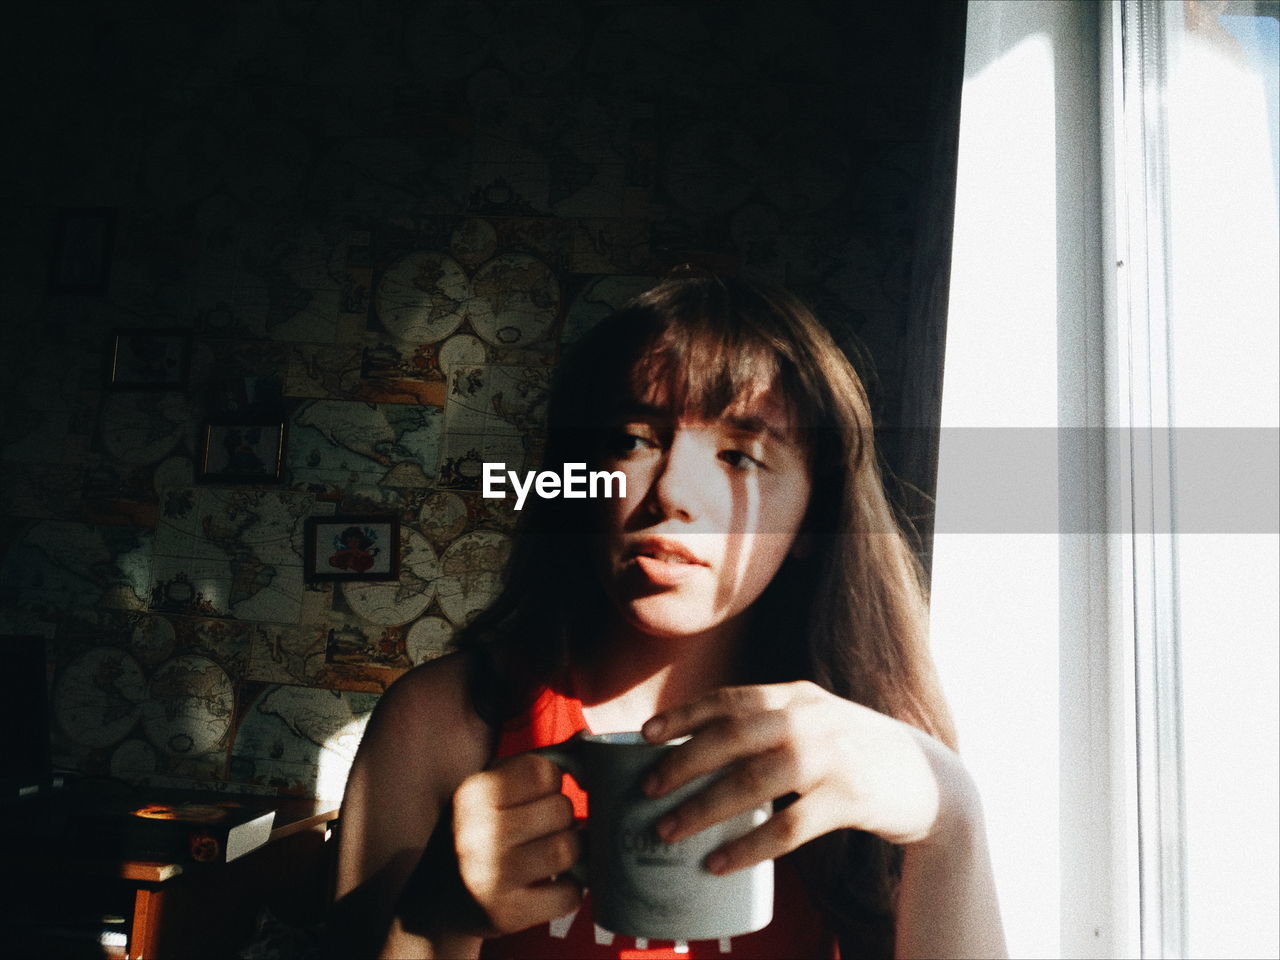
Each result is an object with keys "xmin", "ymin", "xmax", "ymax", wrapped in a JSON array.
[
  {"xmin": 890, "ymin": 729, "xmax": 1006, "ymax": 960},
  {"xmin": 641, "ymin": 682, "xmax": 1007, "ymax": 959},
  {"xmin": 330, "ymin": 654, "xmax": 491, "ymax": 960}
]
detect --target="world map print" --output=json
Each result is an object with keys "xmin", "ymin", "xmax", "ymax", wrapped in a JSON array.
[
  {"xmin": 98, "ymin": 392, "xmax": 193, "ymax": 466},
  {"xmin": 44, "ymin": 610, "xmax": 394, "ymax": 788},
  {"xmin": 139, "ymin": 653, "xmax": 235, "ymax": 757},
  {"xmin": 416, "ymin": 490, "xmax": 469, "ymax": 544},
  {"xmin": 405, "ymin": 615, "xmax": 454, "ymax": 664},
  {"xmin": 436, "ymin": 530, "xmax": 511, "ymax": 626},
  {"xmin": 245, "ymin": 616, "xmax": 408, "ymax": 693},
  {"xmin": 51, "ymin": 642, "xmax": 237, "ymax": 787},
  {"xmin": 289, "ymin": 398, "xmax": 444, "ymax": 493},
  {"xmin": 374, "ymin": 250, "xmax": 469, "ymax": 344},
  {"xmin": 149, "ymin": 488, "xmax": 327, "ymax": 623},
  {"xmin": 188, "ymin": 219, "xmax": 355, "ymax": 344},
  {"xmin": 440, "ymin": 364, "xmax": 550, "ymax": 489},
  {"xmin": 0, "ymin": 521, "xmax": 152, "ymax": 624},
  {"xmin": 284, "ymin": 343, "xmax": 367, "ymax": 402},
  {"xmin": 230, "ymin": 685, "xmax": 378, "ymax": 801},
  {"xmin": 53, "ymin": 646, "xmax": 148, "ymax": 750},
  {"xmin": 467, "ymin": 252, "xmax": 561, "ymax": 348}
]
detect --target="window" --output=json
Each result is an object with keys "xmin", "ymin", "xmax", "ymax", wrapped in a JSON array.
[
  {"xmin": 1114, "ymin": 2, "xmax": 1279, "ymax": 957},
  {"xmin": 929, "ymin": 2, "xmax": 1278, "ymax": 957}
]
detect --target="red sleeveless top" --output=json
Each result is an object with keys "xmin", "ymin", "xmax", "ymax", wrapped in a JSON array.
[{"xmin": 478, "ymin": 685, "xmax": 839, "ymax": 960}]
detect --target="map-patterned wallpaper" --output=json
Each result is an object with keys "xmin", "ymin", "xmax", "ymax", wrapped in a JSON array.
[{"xmin": 2, "ymin": 1, "xmax": 949, "ymax": 802}]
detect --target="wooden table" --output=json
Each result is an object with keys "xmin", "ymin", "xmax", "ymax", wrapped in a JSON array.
[{"xmin": 5, "ymin": 790, "xmax": 340, "ymax": 960}]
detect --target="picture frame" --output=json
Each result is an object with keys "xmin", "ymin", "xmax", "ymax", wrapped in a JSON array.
[
  {"xmin": 109, "ymin": 328, "xmax": 191, "ymax": 390},
  {"xmin": 198, "ymin": 421, "xmax": 286, "ymax": 484},
  {"xmin": 304, "ymin": 515, "xmax": 401, "ymax": 582},
  {"xmin": 48, "ymin": 207, "xmax": 116, "ymax": 295}
]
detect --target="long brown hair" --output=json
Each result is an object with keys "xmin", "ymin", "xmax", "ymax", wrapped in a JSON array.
[{"xmin": 455, "ymin": 274, "xmax": 954, "ymax": 955}]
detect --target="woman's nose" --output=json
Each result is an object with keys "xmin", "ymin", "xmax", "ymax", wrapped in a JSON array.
[{"xmin": 647, "ymin": 432, "xmax": 710, "ymax": 522}]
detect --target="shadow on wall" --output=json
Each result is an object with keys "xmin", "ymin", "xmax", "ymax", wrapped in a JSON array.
[{"xmin": 1, "ymin": 0, "xmax": 961, "ymax": 800}]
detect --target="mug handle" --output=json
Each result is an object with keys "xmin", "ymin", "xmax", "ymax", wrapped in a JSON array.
[{"xmin": 531, "ymin": 733, "xmax": 590, "ymax": 886}]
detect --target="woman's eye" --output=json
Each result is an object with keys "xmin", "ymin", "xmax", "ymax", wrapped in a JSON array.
[
  {"xmin": 721, "ymin": 450, "xmax": 765, "ymax": 471},
  {"xmin": 607, "ymin": 430, "xmax": 657, "ymax": 456}
]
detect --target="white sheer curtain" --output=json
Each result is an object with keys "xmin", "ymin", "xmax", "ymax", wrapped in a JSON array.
[
  {"xmin": 930, "ymin": 3, "xmax": 1106, "ymax": 956},
  {"xmin": 930, "ymin": 1, "xmax": 1278, "ymax": 957}
]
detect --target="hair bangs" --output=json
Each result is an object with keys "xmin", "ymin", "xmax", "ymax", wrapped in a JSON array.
[
  {"xmin": 552, "ymin": 278, "xmax": 874, "ymax": 481},
  {"xmin": 625, "ymin": 316, "xmax": 789, "ymax": 426}
]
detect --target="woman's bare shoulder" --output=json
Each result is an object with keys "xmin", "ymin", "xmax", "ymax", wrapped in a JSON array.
[
  {"xmin": 360, "ymin": 652, "xmax": 492, "ymax": 794},
  {"xmin": 334, "ymin": 653, "xmax": 493, "ymax": 951}
]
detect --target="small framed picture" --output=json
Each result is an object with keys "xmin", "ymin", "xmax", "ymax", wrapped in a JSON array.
[
  {"xmin": 304, "ymin": 516, "xmax": 401, "ymax": 582},
  {"xmin": 49, "ymin": 207, "xmax": 116, "ymax": 294},
  {"xmin": 198, "ymin": 421, "xmax": 286, "ymax": 483},
  {"xmin": 109, "ymin": 328, "xmax": 191, "ymax": 390}
]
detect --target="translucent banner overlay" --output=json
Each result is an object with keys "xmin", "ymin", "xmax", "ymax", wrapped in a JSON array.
[
  {"xmin": 526, "ymin": 428, "xmax": 1280, "ymax": 534},
  {"xmin": 924, "ymin": 427, "xmax": 1278, "ymax": 534}
]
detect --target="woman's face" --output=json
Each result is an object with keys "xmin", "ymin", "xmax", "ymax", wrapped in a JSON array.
[{"xmin": 595, "ymin": 382, "xmax": 812, "ymax": 641}]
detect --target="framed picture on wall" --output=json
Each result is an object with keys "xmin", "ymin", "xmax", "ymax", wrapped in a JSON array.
[
  {"xmin": 198, "ymin": 421, "xmax": 286, "ymax": 483},
  {"xmin": 48, "ymin": 207, "xmax": 116, "ymax": 294},
  {"xmin": 109, "ymin": 328, "xmax": 191, "ymax": 390},
  {"xmin": 304, "ymin": 515, "xmax": 401, "ymax": 582}
]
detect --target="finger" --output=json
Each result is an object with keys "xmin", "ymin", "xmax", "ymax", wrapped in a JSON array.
[
  {"xmin": 643, "ymin": 684, "xmax": 791, "ymax": 743},
  {"xmin": 494, "ymin": 791, "xmax": 575, "ymax": 847},
  {"xmin": 703, "ymin": 795, "xmax": 827, "ymax": 876},
  {"xmin": 460, "ymin": 752, "xmax": 563, "ymax": 810},
  {"xmin": 645, "ymin": 708, "xmax": 791, "ymax": 797},
  {"xmin": 486, "ymin": 877, "xmax": 584, "ymax": 936},
  {"xmin": 499, "ymin": 826, "xmax": 584, "ymax": 888},
  {"xmin": 656, "ymin": 745, "xmax": 799, "ymax": 844}
]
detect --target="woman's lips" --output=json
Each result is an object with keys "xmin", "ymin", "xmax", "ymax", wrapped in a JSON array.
[
  {"xmin": 633, "ymin": 554, "xmax": 703, "ymax": 586},
  {"xmin": 626, "ymin": 538, "xmax": 708, "ymax": 587}
]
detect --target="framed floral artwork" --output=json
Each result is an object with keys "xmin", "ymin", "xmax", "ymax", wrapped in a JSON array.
[{"xmin": 304, "ymin": 515, "xmax": 401, "ymax": 582}]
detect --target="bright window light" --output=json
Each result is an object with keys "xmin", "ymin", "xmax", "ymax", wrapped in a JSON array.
[{"xmin": 930, "ymin": 6, "xmax": 1070, "ymax": 957}]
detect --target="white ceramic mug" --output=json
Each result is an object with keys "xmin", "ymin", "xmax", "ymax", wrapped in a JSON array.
[{"xmin": 534, "ymin": 730, "xmax": 773, "ymax": 941}]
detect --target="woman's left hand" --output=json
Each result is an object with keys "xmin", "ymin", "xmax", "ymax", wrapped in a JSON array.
[{"xmin": 640, "ymin": 680, "xmax": 976, "ymax": 875}]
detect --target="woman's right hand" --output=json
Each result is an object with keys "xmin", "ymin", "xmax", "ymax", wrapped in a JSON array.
[{"xmin": 451, "ymin": 752, "xmax": 584, "ymax": 936}]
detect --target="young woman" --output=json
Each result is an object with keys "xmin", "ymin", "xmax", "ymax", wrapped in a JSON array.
[{"xmin": 332, "ymin": 275, "xmax": 1006, "ymax": 959}]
